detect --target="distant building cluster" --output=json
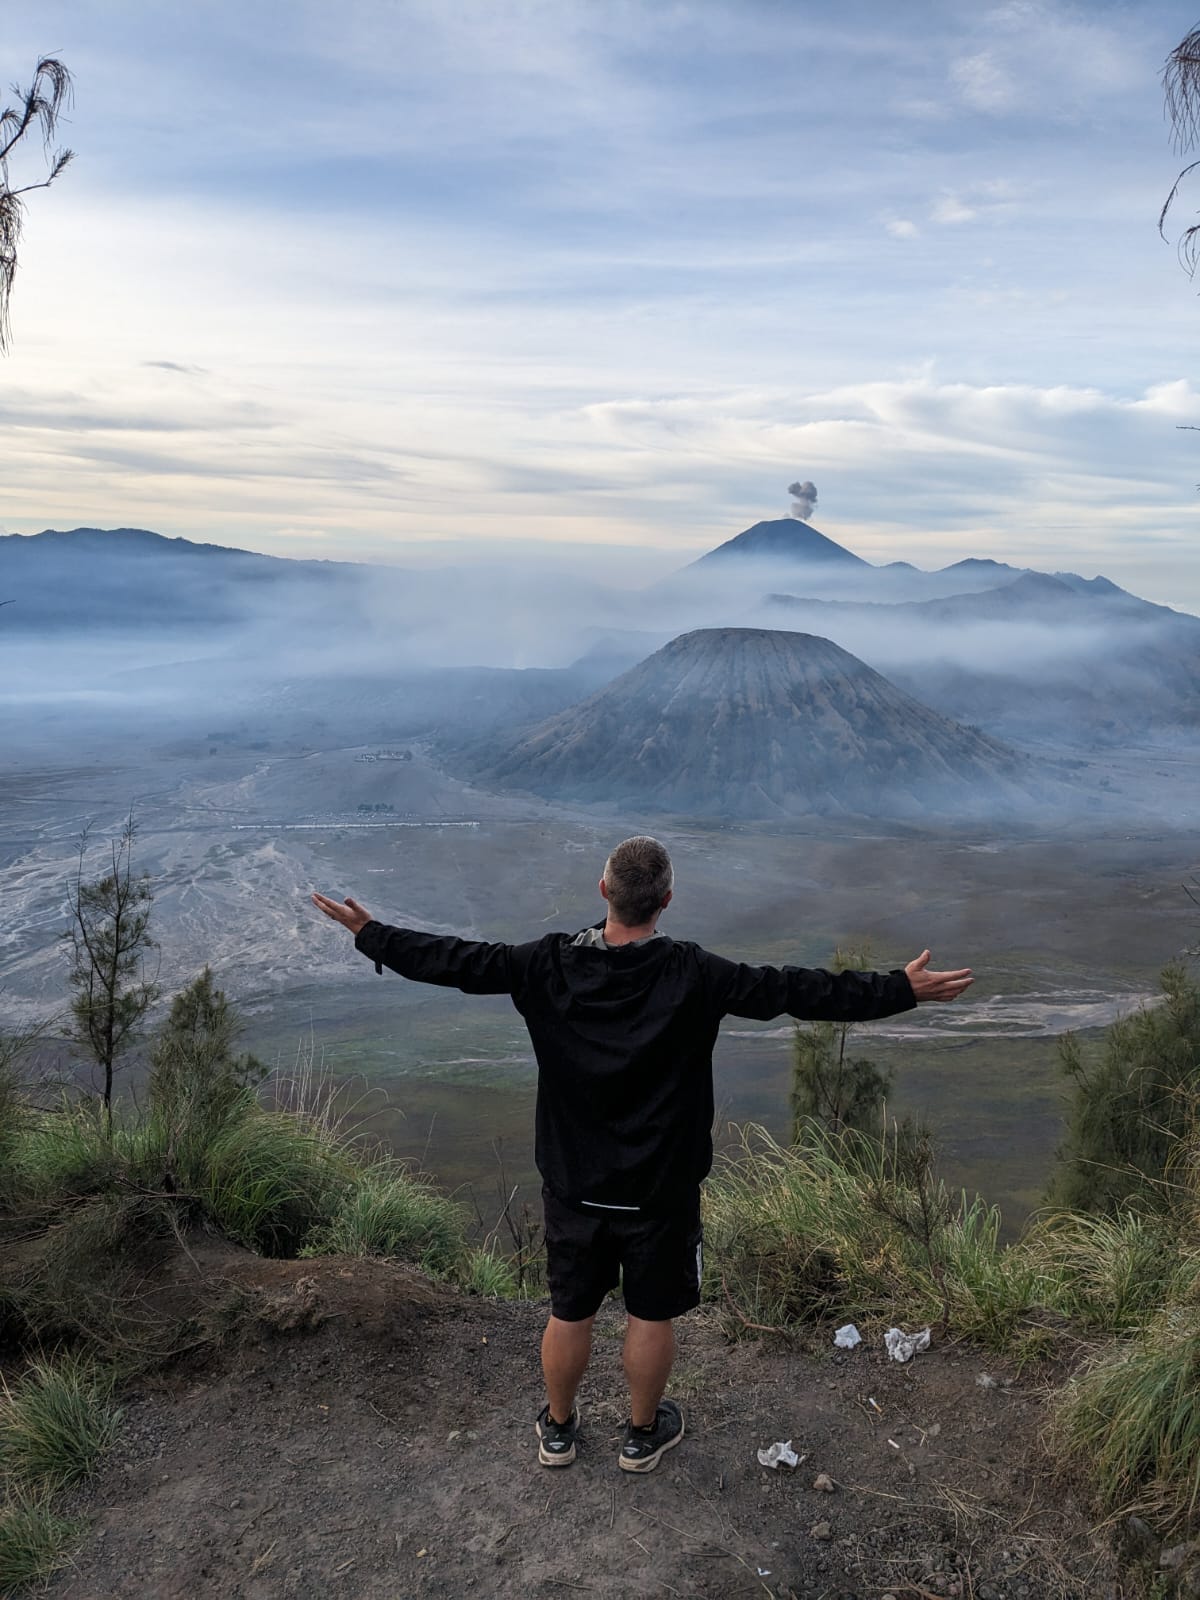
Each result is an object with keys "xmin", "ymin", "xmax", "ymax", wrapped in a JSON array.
[{"xmin": 355, "ymin": 749, "xmax": 412, "ymax": 763}]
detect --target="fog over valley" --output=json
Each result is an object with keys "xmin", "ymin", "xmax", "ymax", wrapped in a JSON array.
[{"xmin": 3, "ymin": 509, "xmax": 1198, "ymax": 1217}]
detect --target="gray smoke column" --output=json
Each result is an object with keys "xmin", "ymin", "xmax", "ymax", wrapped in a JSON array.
[{"xmin": 787, "ymin": 480, "xmax": 818, "ymax": 521}]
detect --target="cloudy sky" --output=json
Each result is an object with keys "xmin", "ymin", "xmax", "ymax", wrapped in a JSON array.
[{"xmin": 3, "ymin": 1, "xmax": 1198, "ymax": 602}]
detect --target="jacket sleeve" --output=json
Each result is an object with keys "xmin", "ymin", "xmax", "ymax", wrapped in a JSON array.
[
  {"xmin": 354, "ymin": 920, "xmax": 519, "ymax": 995},
  {"xmin": 698, "ymin": 949, "xmax": 916, "ymax": 1022}
]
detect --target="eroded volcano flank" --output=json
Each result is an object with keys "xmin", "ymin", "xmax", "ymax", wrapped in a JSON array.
[{"xmin": 476, "ymin": 628, "xmax": 1029, "ymax": 818}]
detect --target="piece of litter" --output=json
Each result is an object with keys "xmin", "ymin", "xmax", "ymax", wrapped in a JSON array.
[
  {"xmin": 976, "ymin": 1372, "xmax": 999, "ymax": 1389},
  {"xmin": 757, "ymin": 1440, "xmax": 803, "ymax": 1470},
  {"xmin": 887, "ymin": 1438, "xmax": 900, "ymax": 1450},
  {"xmin": 867, "ymin": 1397, "xmax": 882, "ymax": 1413},
  {"xmin": 833, "ymin": 1322, "xmax": 862, "ymax": 1349},
  {"xmin": 756, "ymin": 1568, "xmax": 771, "ymax": 1578},
  {"xmin": 416, "ymin": 1549, "xmax": 427, "ymax": 1558},
  {"xmin": 884, "ymin": 1326, "xmax": 931, "ymax": 1363}
]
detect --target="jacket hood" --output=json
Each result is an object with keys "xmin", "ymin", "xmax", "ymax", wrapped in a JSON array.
[{"xmin": 557, "ymin": 923, "xmax": 679, "ymax": 1010}]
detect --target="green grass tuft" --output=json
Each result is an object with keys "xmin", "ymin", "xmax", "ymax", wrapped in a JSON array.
[
  {"xmin": 461, "ymin": 1245, "xmax": 519, "ymax": 1298},
  {"xmin": 201, "ymin": 1108, "xmax": 352, "ymax": 1256},
  {"xmin": 1053, "ymin": 1302, "xmax": 1200, "ymax": 1533},
  {"xmin": 0, "ymin": 1353, "xmax": 120, "ymax": 1491},
  {"xmin": 0, "ymin": 1487, "xmax": 82, "ymax": 1591},
  {"xmin": 704, "ymin": 1124, "xmax": 1054, "ymax": 1351},
  {"xmin": 14, "ymin": 1101, "xmax": 125, "ymax": 1201},
  {"xmin": 301, "ymin": 1160, "xmax": 468, "ymax": 1277},
  {"xmin": 1019, "ymin": 1209, "xmax": 1175, "ymax": 1333}
]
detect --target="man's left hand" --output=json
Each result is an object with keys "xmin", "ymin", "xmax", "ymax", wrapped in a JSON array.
[{"xmin": 312, "ymin": 892, "xmax": 372, "ymax": 936}]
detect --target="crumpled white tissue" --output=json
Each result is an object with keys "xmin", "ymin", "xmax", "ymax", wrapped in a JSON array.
[
  {"xmin": 884, "ymin": 1326, "xmax": 931, "ymax": 1363},
  {"xmin": 833, "ymin": 1323, "xmax": 862, "ymax": 1349},
  {"xmin": 757, "ymin": 1439, "xmax": 802, "ymax": 1469}
]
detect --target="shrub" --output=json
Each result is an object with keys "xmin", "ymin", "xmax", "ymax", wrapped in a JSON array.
[
  {"xmin": 2, "ymin": 1194, "xmax": 180, "ymax": 1358},
  {"xmin": 301, "ymin": 1160, "xmax": 468, "ymax": 1277},
  {"xmin": 0, "ymin": 1030, "xmax": 31, "ymax": 1208},
  {"xmin": 704, "ymin": 1123, "xmax": 1045, "ymax": 1349},
  {"xmin": 146, "ymin": 968, "xmax": 267, "ymax": 1189},
  {"xmin": 789, "ymin": 945, "xmax": 893, "ymax": 1142},
  {"xmin": 1050, "ymin": 965, "xmax": 1200, "ymax": 1215},
  {"xmin": 702, "ymin": 1128, "xmax": 849, "ymax": 1331}
]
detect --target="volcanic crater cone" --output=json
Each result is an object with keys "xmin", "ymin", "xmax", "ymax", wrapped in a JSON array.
[{"xmin": 478, "ymin": 628, "xmax": 1029, "ymax": 818}]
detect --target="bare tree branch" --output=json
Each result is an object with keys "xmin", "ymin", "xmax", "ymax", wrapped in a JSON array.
[
  {"xmin": 0, "ymin": 55, "xmax": 74, "ymax": 353},
  {"xmin": 1164, "ymin": 26, "xmax": 1200, "ymax": 155}
]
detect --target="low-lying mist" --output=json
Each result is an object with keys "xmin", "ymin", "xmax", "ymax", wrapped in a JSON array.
[{"xmin": 3, "ymin": 524, "xmax": 1199, "ymax": 779}]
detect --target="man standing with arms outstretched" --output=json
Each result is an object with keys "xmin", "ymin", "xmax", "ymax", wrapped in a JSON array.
[{"xmin": 313, "ymin": 836, "xmax": 971, "ymax": 1473}]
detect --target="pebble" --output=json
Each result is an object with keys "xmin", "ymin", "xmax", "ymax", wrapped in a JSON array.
[
  {"xmin": 809, "ymin": 1521, "xmax": 833, "ymax": 1541},
  {"xmin": 811, "ymin": 1473, "xmax": 835, "ymax": 1493}
]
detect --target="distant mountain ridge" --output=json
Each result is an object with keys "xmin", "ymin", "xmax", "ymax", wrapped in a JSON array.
[
  {"xmin": 6, "ymin": 524, "xmax": 1197, "ymax": 754},
  {"xmin": 9, "ymin": 526, "xmax": 267, "ymax": 557},
  {"xmin": 0, "ymin": 526, "xmax": 370, "ymax": 632}
]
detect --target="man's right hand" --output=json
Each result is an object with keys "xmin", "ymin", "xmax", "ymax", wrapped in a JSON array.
[{"xmin": 905, "ymin": 950, "xmax": 973, "ymax": 1003}]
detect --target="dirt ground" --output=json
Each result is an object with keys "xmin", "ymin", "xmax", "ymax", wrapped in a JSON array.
[{"xmin": 46, "ymin": 1252, "xmax": 1122, "ymax": 1600}]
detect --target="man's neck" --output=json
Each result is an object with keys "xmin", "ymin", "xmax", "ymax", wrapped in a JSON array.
[{"xmin": 602, "ymin": 917, "xmax": 659, "ymax": 946}]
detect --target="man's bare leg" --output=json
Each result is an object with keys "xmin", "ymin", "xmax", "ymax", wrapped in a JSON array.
[
  {"xmin": 623, "ymin": 1315, "xmax": 675, "ymax": 1426},
  {"xmin": 541, "ymin": 1313, "xmax": 595, "ymax": 1422}
]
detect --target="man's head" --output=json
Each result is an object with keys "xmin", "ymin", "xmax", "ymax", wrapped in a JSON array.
[{"xmin": 600, "ymin": 836, "xmax": 674, "ymax": 928}]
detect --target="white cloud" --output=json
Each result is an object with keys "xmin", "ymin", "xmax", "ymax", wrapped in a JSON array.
[
  {"xmin": 951, "ymin": 50, "xmax": 1015, "ymax": 113},
  {"xmin": 931, "ymin": 193, "xmax": 978, "ymax": 225},
  {"xmin": 949, "ymin": 1, "xmax": 1145, "ymax": 120},
  {"xmin": 1, "ymin": 0, "xmax": 1194, "ymax": 611},
  {"xmin": 6, "ymin": 350, "xmax": 1196, "ymax": 606}
]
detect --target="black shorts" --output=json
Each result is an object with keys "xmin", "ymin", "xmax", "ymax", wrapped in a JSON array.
[{"xmin": 542, "ymin": 1186, "xmax": 703, "ymax": 1323}]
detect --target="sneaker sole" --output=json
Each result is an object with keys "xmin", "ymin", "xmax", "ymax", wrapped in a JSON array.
[
  {"xmin": 538, "ymin": 1439, "xmax": 577, "ymax": 1467},
  {"xmin": 536, "ymin": 1406, "xmax": 581, "ymax": 1468},
  {"xmin": 618, "ymin": 1413, "xmax": 685, "ymax": 1474}
]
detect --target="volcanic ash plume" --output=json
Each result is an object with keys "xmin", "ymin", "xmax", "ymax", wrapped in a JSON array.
[{"xmin": 788, "ymin": 480, "xmax": 818, "ymax": 521}]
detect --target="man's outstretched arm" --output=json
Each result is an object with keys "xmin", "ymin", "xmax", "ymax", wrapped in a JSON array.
[
  {"xmin": 700, "ymin": 945, "xmax": 972, "ymax": 1022},
  {"xmin": 311, "ymin": 893, "xmax": 517, "ymax": 995}
]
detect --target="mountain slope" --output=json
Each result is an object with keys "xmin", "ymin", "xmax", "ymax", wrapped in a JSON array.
[
  {"xmin": 759, "ymin": 573, "xmax": 1200, "ymax": 742},
  {"xmin": 690, "ymin": 517, "xmax": 870, "ymax": 569},
  {"xmin": 474, "ymin": 627, "xmax": 1029, "ymax": 818},
  {"xmin": 0, "ymin": 527, "xmax": 368, "ymax": 631}
]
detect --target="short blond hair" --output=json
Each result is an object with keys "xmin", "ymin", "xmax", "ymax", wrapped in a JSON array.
[{"xmin": 603, "ymin": 836, "xmax": 673, "ymax": 925}]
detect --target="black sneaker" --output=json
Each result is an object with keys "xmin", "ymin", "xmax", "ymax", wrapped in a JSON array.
[
  {"xmin": 536, "ymin": 1403, "xmax": 581, "ymax": 1467},
  {"xmin": 619, "ymin": 1399, "xmax": 685, "ymax": 1473}
]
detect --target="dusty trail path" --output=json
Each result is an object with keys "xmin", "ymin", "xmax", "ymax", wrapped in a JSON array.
[{"xmin": 49, "ymin": 1254, "xmax": 1117, "ymax": 1600}]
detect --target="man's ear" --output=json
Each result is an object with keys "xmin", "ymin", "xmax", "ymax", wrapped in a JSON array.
[
  {"xmin": 599, "ymin": 878, "xmax": 609, "ymax": 902},
  {"xmin": 661, "ymin": 889, "xmax": 673, "ymax": 910}
]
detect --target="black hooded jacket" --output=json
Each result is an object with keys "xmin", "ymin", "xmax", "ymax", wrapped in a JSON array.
[{"xmin": 354, "ymin": 920, "xmax": 916, "ymax": 1213}]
